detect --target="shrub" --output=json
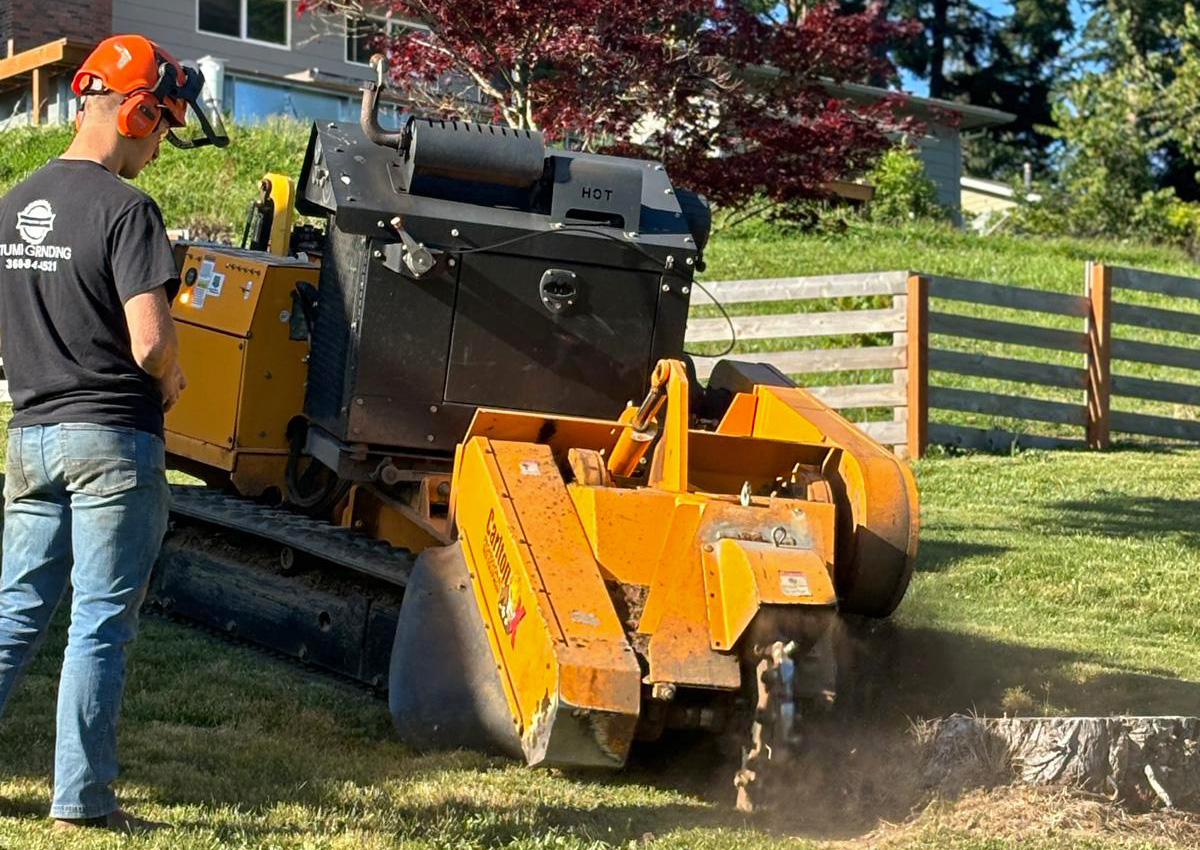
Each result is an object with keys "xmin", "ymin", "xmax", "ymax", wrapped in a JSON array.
[
  {"xmin": 1013, "ymin": 182, "xmax": 1200, "ymax": 257},
  {"xmin": 866, "ymin": 146, "xmax": 948, "ymax": 224}
]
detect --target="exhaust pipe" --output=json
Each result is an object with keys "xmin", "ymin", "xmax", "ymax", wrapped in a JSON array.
[{"xmin": 360, "ymin": 54, "xmax": 406, "ymax": 150}]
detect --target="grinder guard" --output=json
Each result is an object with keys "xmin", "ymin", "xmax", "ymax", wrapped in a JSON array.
[{"xmin": 390, "ymin": 544, "xmax": 523, "ymax": 758}]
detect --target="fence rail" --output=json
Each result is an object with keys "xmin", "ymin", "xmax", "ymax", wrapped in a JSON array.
[
  {"xmin": 927, "ymin": 275, "xmax": 1091, "ymax": 317},
  {"xmin": 686, "ymin": 271, "xmax": 911, "ymax": 453},
  {"xmin": 1109, "ymin": 266, "xmax": 1200, "ymax": 301},
  {"xmin": 1090, "ymin": 263, "xmax": 1200, "ymax": 446},
  {"xmin": 688, "ymin": 272, "xmax": 908, "ymax": 305},
  {"xmin": 928, "ymin": 349, "xmax": 1086, "ymax": 390},
  {"xmin": 686, "ymin": 306, "xmax": 906, "ymax": 343},
  {"xmin": 695, "ymin": 261, "xmax": 1200, "ymax": 458}
]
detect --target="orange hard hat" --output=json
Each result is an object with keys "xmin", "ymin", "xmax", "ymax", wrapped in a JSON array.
[
  {"xmin": 73, "ymin": 35, "xmax": 189, "ymax": 129},
  {"xmin": 71, "ymin": 34, "xmax": 227, "ymax": 148}
]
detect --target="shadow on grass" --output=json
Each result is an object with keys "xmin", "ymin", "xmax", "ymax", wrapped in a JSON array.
[
  {"xmin": 914, "ymin": 537, "xmax": 1011, "ymax": 573},
  {"xmin": 841, "ymin": 620, "xmax": 1200, "ymax": 722},
  {"xmin": 1105, "ymin": 441, "xmax": 1195, "ymax": 456},
  {"xmin": 2, "ymin": 613, "xmax": 1198, "ymax": 844},
  {"xmin": 1048, "ymin": 495, "xmax": 1200, "ymax": 545},
  {"xmin": 195, "ymin": 799, "xmax": 749, "ymax": 849}
]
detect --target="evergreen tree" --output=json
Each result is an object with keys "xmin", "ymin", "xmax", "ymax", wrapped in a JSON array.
[
  {"xmin": 955, "ymin": 0, "xmax": 1073, "ymax": 180},
  {"xmin": 885, "ymin": 0, "xmax": 995, "ymax": 99},
  {"xmin": 871, "ymin": 0, "xmax": 1073, "ymax": 180}
]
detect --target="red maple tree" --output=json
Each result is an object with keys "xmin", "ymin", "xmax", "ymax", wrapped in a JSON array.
[{"xmin": 299, "ymin": 0, "xmax": 918, "ymax": 221}]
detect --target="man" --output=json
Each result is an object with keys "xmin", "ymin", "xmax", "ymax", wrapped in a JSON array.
[{"xmin": 0, "ymin": 34, "xmax": 221, "ymax": 834}]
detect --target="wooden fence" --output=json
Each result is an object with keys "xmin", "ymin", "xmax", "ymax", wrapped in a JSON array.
[
  {"xmin": 692, "ymin": 263, "xmax": 1200, "ymax": 458},
  {"xmin": 0, "ymin": 265, "xmax": 1195, "ymax": 457},
  {"xmin": 687, "ymin": 272, "xmax": 911, "ymax": 453},
  {"xmin": 1088, "ymin": 264, "xmax": 1200, "ymax": 447}
]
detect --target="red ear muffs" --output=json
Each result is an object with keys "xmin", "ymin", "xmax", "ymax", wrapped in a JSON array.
[{"xmin": 117, "ymin": 90, "xmax": 161, "ymax": 139}]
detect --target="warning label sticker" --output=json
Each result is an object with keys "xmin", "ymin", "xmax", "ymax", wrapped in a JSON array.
[{"xmin": 779, "ymin": 571, "xmax": 812, "ymax": 597}]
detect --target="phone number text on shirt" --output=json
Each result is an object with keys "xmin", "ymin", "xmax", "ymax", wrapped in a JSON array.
[{"xmin": 6, "ymin": 257, "xmax": 59, "ymax": 272}]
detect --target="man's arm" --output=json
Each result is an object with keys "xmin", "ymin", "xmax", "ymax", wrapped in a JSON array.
[{"xmin": 124, "ymin": 287, "xmax": 186, "ymax": 410}]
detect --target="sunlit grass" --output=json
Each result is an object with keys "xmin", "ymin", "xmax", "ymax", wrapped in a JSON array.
[
  {"xmin": 2, "ymin": 443, "xmax": 1199, "ymax": 847},
  {"xmin": 0, "ymin": 130, "xmax": 1198, "ymax": 846}
]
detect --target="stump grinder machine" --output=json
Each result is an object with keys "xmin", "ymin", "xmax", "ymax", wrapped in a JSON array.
[{"xmin": 152, "ymin": 72, "xmax": 919, "ymax": 807}]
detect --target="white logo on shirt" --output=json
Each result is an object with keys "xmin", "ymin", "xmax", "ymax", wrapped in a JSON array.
[
  {"xmin": 115, "ymin": 44, "xmax": 132, "ymax": 69},
  {"xmin": 16, "ymin": 200, "xmax": 55, "ymax": 246}
]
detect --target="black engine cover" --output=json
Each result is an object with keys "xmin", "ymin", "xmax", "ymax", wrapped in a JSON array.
[{"xmin": 298, "ymin": 121, "xmax": 704, "ymax": 473}]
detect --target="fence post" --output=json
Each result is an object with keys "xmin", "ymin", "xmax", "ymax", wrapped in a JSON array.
[
  {"xmin": 891, "ymin": 292, "xmax": 908, "ymax": 457},
  {"xmin": 1085, "ymin": 262, "xmax": 1111, "ymax": 450},
  {"xmin": 906, "ymin": 274, "xmax": 929, "ymax": 459}
]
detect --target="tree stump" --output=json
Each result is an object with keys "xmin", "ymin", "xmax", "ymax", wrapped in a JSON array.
[{"xmin": 920, "ymin": 715, "xmax": 1200, "ymax": 810}]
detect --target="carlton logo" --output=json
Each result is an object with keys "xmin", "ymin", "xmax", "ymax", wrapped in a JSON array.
[{"xmin": 16, "ymin": 200, "xmax": 55, "ymax": 246}]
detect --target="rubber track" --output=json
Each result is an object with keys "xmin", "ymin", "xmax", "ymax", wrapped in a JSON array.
[
  {"xmin": 143, "ymin": 603, "xmax": 388, "ymax": 699},
  {"xmin": 169, "ymin": 485, "xmax": 415, "ymax": 587}
]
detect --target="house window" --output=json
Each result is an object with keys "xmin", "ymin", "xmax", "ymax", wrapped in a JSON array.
[
  {"xmin": 227, "ymin": 75, "xmax": 404, "ymax": 128},
  {"xmin": 199, "ymin": 0, "xmax": 290, "ymax": 47},
  {"xmin": 346, "ymin": 15, "xmax": 423, "ymax": 65}
]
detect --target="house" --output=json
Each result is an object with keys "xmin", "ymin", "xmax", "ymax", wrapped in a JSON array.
[
  {"xmin": 0, "ymin": 0, "xmax": 414, "ymax": 128},
  {"xmin": 0, "ymin": 1, "xmax": 1013, "ymax": 221},
  {"xmin": 960, "ymin": 175, "xmax": 1041, "ymax": 232},
  {"xmin": 825, "ymin": 81, "xmax": 1014, "ymax": 222}
]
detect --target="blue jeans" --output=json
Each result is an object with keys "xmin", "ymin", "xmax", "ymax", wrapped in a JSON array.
[{"xmin": 0, "ymin": 423, "xmax": 169, "ymax": 819}]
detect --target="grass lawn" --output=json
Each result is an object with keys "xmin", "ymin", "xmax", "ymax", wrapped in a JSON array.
[
  {"xmin": 1, "ymin": 437, "xmax": 1198, "ymax": 848},
  {"xmin": 0, "ymin": 127, "xmax": 1197, "ymax": 845}
]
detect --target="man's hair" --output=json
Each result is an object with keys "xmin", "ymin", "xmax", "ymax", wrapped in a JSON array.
[{"xmin": 79, "ymin": 90, "xmax": 123, "ymax": 124}]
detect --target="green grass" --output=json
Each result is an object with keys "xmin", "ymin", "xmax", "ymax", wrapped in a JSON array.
[
  {"xmin": 2, "ymin": 128, "xmax": 1200, "ymax": 845},
  {"xmin": 0, "ymin": 122, "xmax": 310, "ymax": 239}
]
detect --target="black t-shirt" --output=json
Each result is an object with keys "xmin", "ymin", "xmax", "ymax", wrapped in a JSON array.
[{"xmin": 0, "ymin": 159, "xmax": 179, "ymax": 436}]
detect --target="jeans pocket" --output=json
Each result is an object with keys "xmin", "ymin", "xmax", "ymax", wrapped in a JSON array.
[
  {"xmin": 3, "ymin": 429, "xmax": 29, "ymax": 501},
  {"xmin": 62, "ymin": 426, "xmax": 139, "ymax": 497}
]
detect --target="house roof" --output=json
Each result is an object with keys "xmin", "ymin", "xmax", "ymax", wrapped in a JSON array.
[
  {"xmin": 962, "ymin": 175, "xmax": 1041, "ymax": 203},
  {"xmin": 825, "ymin": 81, "xmax": 1015, "ymax": 130},
  {"xmin": 961, "ymin": 175, "xmax": 1016, "ymax": 198},
  {"xmin": 223, "ymin": 64, "xmax": 405, "ymax": 104},
  {"xmin": 743, "ymin": 63, "xmax": 1016, "ymax": 131}
]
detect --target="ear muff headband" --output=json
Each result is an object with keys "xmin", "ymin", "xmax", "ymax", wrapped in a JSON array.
[
  {"xmin": 75, "ymin": 55, "xmax": 228, "ymax": 149},
  {"xmin": 117, "ymin": 90, "xmax": 163, "ymax": 139}
]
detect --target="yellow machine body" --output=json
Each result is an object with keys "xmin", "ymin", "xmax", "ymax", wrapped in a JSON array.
[
  {"xmin": 163, "ymin": 236, "xmax": 919, "ymax": 770},
  {"xmin": 160, "ymin": 193, "xmax": 919, "ymax": 773},
  {"xmin": 166, "ymin": 245, "xmax": 318, "ymax": 496},
  {"xmin": 447, "ymin": 360, "xmax": 917, "ymax": 767}
]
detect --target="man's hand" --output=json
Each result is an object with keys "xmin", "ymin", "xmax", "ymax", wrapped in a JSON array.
[
  {"xmin": 159, "ymin": 361, "xmax": 187, "ymax": 412},
  {"xmin": 124, "ymin": 286, "xmax": 185, "ymax": 412}
]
